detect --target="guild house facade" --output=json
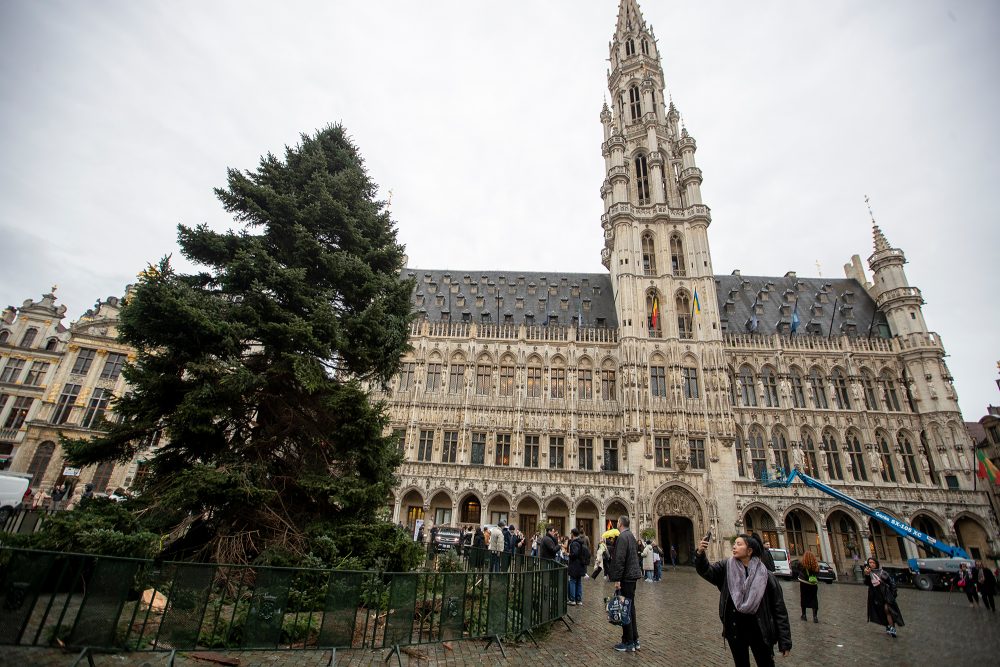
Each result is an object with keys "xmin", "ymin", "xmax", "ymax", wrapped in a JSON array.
[
  {"xmin": 1, "ymin": 1, "xmax": 994, "ymax": 574},
  {"xmin": 377, "ymin": 0, "xmax": 996, "ymax": 573}
]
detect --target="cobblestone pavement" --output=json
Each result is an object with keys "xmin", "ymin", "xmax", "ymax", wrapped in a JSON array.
[{"xmin": 4, "ymin": 568, "xmax": 999, "ymax": 666}]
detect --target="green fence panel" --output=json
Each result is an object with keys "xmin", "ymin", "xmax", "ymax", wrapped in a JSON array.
[
  {"xmin": 0, "ymin": 550, "xmax": 56, "ymax": 644},
  {"xmin": 517, "ymin": 570, "xmax": 534, "ymax": 633},
  {"xmin": 154, "ymin": 563, "xmax": 215, "ymax": 649},
  {"xmin": 438, "ymin": 572, "xmax": 466, "ymax": 642},
  {"xmin": 318, "ymin": 571, "xmax": 363, "ymax": 648},
  {"xmin": 382, "ymin": 573, "xmax": 416, "ymax": 648},
  {"xmin": 68, "ymin": 556, "xmax": 139, "ymax": 648},
  {"xmin": 242, "ymin": 568, "xmax": 292, "ymax": 648},
  {"xmin": 485, "ymin": 572, "xmax": 508, "ymax": 637}
]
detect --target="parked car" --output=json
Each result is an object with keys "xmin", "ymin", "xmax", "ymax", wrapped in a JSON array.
[
  {"xmin": 789, "ymin": 558, "xmax": 838, "ymax": 584},
  {"xmin": 435, "ymin": 526, "xmax": 463, "ymax": 552},
  {"xmin": 0, "ymin": 472, "xmax": 31, "ymax": 523},
  {"xmin": 768, "ymin": 548, "xmax": 793, "ymax": 579}
]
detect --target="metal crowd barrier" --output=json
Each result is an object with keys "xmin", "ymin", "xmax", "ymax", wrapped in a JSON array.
[{"xmin": 0, "ymin": 546, "xmax": 567, "ymax": 665}]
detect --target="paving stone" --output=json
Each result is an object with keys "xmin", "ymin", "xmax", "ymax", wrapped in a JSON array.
[{"xmin": 3, "ymin": 569, "xmax": 998, "ymax": 665}]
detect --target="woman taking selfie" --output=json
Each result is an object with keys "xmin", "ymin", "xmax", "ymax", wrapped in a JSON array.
[
  {"xmin": 696, "ymin": 534, "xmax": 792, "ymax": 667},
  {"xmin": 863, "ymin": 557, "xmax": 904, "ymax": 637}
]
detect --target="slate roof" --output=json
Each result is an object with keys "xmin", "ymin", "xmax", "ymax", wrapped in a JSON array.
[
  {"xmin": 402, "ymin": 268, "xmax": 889, "ymax": 338},
  {"xmin": 403, "ymin": 269, "xmax": 618, "ymax": 328},
  {"xmin": 714, "ymin": 273, "xmax": 889, "ymax": 338}
]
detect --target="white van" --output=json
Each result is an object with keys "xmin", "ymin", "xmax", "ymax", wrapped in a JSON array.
[
  {"xmin": 769, "ymin": 548, "xmax": 793, "ymax": 579},
  {"xmin": 0, "ymin": 472, "xmax": 31, "ymax": 521}
]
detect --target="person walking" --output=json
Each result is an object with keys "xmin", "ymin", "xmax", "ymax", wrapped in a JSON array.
[
  {"xmin": 958, "ymin": 562, "xmax": 980, "ymax": 608},
  {"xmin": 567, "ymin": 528, "xmax": 587, "ymax": 605},
  {"xmin": 579, "ymin": 527, "xmax": 592, "ymax": 575},
  {"xmin": 608, "ymin": 516, "xmax": 642, "ymax": 652},
  {"xmin": 652, "ymin": 543, "xmax": 663, "ymax": 581},
  {"xmin": 863, "ymin": 557, "xmax": 904, "ymax": 637},
  {"xmin": 641, "ymin": 539, "xmax": 655, "ymax": 582},
  {"xmin": 670, "ymin": 544, "xmax": 678, "ymax": 569},
  {"xmin": 695, "ymin": 534, "xmax": 792, "ymax": 667},
  {"xmin": 593, "ymin": 529, "xmax": 617, "ymax": 579},
  {"xmin": 976, "ymin": 560, "xmax": 996, "ymax": 612},
  {"xmin": 797, "ymin": 551, "xmax": 820, "ymax": 623}
]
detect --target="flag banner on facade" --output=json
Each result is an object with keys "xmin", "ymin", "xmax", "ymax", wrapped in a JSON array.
[
  {"xmin": 651, "ymin": 295, "xmax": 660, "ymax": 329},
  {"xmin": 745, "ymin": 296, "xmax": 759, "ymax": 333},
  {"xmin": 976, "ymin": 449, "xmax": 1000, "ymax": 485},
  {"xmin": 791, "ymin": 302, "xmax": 800, "ymax": 334},
  {"xmin": 692, "ymin": 289, "xmax": 701, "ymax": 316}
]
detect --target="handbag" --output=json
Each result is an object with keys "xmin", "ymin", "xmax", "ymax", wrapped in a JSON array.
[
  {"xmin": 957, "ymin": 577, "xmax": 966, "ymax": 588},
  {"xmin": 605, "ymin": 595, "xmax": 632, "ymax": 626}
]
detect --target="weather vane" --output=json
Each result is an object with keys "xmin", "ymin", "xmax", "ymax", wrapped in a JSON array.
[
  {"xmin": 815, "ymin": 260, "xmax": 822, "ymax": 277},
  {"xmin": 865, "ymin": 194, "xmax": 876, "ymax": 224}
]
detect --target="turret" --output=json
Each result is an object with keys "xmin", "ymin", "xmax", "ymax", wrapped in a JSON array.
[{"xmin": 867, "ymin": 223, "xmax": 928, "ymax": 336}]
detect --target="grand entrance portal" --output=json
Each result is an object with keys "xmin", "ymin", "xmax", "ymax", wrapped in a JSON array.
[
  {"xmin": 652, "ymin": 484, "xmax": 704, "ymax": 566},
  {"xmin": 658, "ymin": 516, "xmax": 695, "ymax": 565}
]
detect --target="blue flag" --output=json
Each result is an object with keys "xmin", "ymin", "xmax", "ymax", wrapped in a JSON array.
[
  {"xmin": 790, "ymin": 301, "xmax": 800, "ymax": 334},
  {"xmin": 746, "ymin": 296, "xmax": 759, "ymax": 333}
]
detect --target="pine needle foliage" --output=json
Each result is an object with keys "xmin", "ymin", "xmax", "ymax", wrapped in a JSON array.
[{"xmin": 63, "ymin": 125, "xmax": 414, "ymax": 565}]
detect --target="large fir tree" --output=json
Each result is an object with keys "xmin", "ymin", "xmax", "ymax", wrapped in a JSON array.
[{"xmin": 64, "ymin": 125, "xmax": 414, "ymax": 564}]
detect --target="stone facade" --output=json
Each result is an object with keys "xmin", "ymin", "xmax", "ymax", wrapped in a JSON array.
[
  {"xmin": 379, "ymin": 0, "xmax": 997, "ymax": 573},
  {"xmin": 0, "ymin": 291, "xmax": 145, "ymax": 502}
]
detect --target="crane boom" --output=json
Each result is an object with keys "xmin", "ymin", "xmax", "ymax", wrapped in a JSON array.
[{"xmin": 761, "ymin": 468, "xmax": 969, "ymax": 560}]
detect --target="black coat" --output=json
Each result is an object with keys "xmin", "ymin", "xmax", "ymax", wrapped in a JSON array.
[
  {"xmin": 539, "ymin": 533, "xmax": 560, "ymax": 560},
  {"xmin": 695, "ymin": 552, "xmax": 792, "ymax": 653},
  {"xmin": 864, "ymin": 569, "xmax": 905, "ymax": 627},
  {"xmin": 980, "ymin": 567, "xmax": 998, "ymax": 596},
  {"xmin": 568, "ymin": 538, "xmax": 587, "ymax": 578},
  {"xmin": 608, "ymin": 528, "xmax": 643, "ymax": 582}
]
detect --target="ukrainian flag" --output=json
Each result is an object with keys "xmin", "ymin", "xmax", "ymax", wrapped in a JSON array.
[{"xmin": 692, "ymin": 289, "xmax": 701, "ymax": 315}]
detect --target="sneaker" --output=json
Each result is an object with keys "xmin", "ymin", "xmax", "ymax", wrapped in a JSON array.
[
  {"xmin": 614, "ymin": 643, "xmax": 631, "ymax": 652},
  {"xmin": 633, "ymin": 641, "xmax": 641, "ymax": 651},
  {"xmin": 889, "ymin": 627, "xmax": 897, "ymax": 638}
]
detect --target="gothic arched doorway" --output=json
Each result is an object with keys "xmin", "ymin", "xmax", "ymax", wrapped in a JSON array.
[{"xmin": 652, "ymin": 485, "xmax": 704, "ymax": 566}]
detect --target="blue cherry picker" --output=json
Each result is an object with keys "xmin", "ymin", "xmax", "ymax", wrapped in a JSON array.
[{"xmin": 760, "ymin": 466, "xmax": 972, "ymax": 591}]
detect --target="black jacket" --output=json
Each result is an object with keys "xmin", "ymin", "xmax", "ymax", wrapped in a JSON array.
[
  {"xmin": 695, "ymin": 551, "xmax": 792, "ymax": 652},
  {"xmin": 539, "ymin": 532, "xmax": 560, "ymax": 560},
  {"xmin": 608, "ymin": 528, "xmax": 643, "ymax": 582},
  {"xmin": 568, "ymin": 538, "xmax": 587, "ymax": 578}
]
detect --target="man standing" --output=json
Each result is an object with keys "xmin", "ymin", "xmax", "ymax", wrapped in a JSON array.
[
  {"xmin": 489, "ymin": 520, "xmax": 506, "ymax": 572},
  {"xmin": 608, "ymin": 516, "xmax": 642, "ymax": 652},
  {"xmin": 539, "ymin": 525, "xmax": 560, "ymax": 560},
  {"xmin": 670, "ymin": 544, "xmax": 678, "ymax": 569},
  {"xmin": 567, "ymin": 528, "xmax": 587, "ymax": 605}
]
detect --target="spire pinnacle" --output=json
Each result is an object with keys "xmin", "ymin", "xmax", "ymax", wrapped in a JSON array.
[
  {"xmin": 615, "ymin": 0, "xmax": 646, "ymax": 39},
  {"xmin": 866, "ymin": 195, "xmax": 891, "ymax": 252}
]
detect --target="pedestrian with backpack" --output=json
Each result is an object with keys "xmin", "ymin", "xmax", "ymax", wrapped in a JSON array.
[{"xmin": 608, "ymin": 516, "xmax": 643, "ymax": 652}]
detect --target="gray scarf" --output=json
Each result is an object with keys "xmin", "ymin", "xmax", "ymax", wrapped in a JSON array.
[{"xmin": 727, "ymin": 557, "xmax": 768, "ymax": 614}]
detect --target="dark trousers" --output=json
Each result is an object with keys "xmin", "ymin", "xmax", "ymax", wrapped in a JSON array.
[
  {"xmin": 964, "ymin": 586, "xmax": 980, "ymax": 605},
  {"xmin": 619, "ymin": 580, "xmax": 638, "ymax": 644},
  {"xmin": 727, "ymin": 633, "xmax": 774, "ymax": 667},
  {"xmin": 982, "ymin": 592, "xmax": 996, "ymax": 611}
]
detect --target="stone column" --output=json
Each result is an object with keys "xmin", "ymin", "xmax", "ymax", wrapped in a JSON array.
[
  {"xmin": 776, "ymin": 527, "xmax": 788, "ymax": 551},
  {"xmin": 818, "ymin": 525, "xmax": 834, "ymax": 564}
]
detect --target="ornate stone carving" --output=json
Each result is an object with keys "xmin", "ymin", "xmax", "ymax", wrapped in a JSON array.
[{"xmin": 653, "ymin": 486, "xmax": 701, "ymax": 521}]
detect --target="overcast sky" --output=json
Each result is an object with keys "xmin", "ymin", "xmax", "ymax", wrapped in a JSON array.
[{"xmin": 1, "ymin": 0, "xmax": 997, "ymax": 419}]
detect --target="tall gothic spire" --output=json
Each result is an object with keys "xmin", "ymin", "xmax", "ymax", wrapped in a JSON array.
[
  {"xmin": 872, "ymin": 224, "xmax": 891, "ymax": 253},
  {"xmin": 615, "ymin": 0, "xmax": 647, "ymax": 38}
]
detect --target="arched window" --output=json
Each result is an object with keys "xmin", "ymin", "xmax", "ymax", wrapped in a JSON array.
[
  {"xmin": 0, "ymin": 330, "xmax": 9, "ymax": 344},
  {"xmin": 634, "ymin": 154, "xmax": 650, "ymax": 204},
  {"xmin": 45, "ymin": 338, "xmax": 59, "ymax": 351},
  {"xmin": 641, "ymin": 233, "xmax": 657, "ymax": 275},
  {"xmin": 669, "ymin": 234, "xmax": 686, "ymax": 276},
  {"xmin": 801, "ymin": 431, "xmax": 819, "ymax": 476},
  {"xmin": 809, "ymin": 368, "xmax": 829, "ymax": 409},
  {"xmin": 727, "ymin": 367, "xmax": 738, "ymax": 406},
  {"xmin": 846, "ymin": 432, "xmax": 868, "ymax": 481},
  {"xmin": 640, "ymin": 38, "xmax": 649, "ymax": 56},
  {"xmin": 881, "ymin": 371, "xmax": 901, "ymax": 411},
  {"xmin": 761, "ymin": 367, "xmax": 779, "ymax": 407},
  {"xmin": 832, "ymin": 368, "xmax": 851, "ymax": 410},
  {"xmin": 790, "ymin": 368, "xmax": 806, "ymax": 408},
  {"xmin": 771, "ymin": 429, "xmax": 791, "ymax": 474},
  {"xmin": 646, "ymin": 291, "xmax": 662, "ymax": 338},
  {"xmin": 676, "ymin": 291, "xmax": 692, "ymax": 340},
  {"xmin": 739, "ymin": 366, "xmax": 758, "ymax": 407},
  {"xmin": 27, "ymin": 441, "xmax": 56, "ymax": 488},
  {"xmin": 734, "ymin": 428, "xmax": 746, "ymax": 477},
  {"xmin": 920, "ymin": 431, "xmax": 938, "ymax": 485},
  {"xmin": 823, "ymin": 430, "xmax": 844, "ymax": 481},
  {"xmin": 899, "ymin": 432, "xmax": 920, "ymax": 483},
  {"xmin": 878, "ymin": 433, "xmax": 897, "ymax": 483},
  {"xmin": 625, "ymin": 38, "xmax": 635, "ymax": 56},
  {"xmin": 629, "ymin": 85, "xmax": 642, "ymax": 121},
  {"xmin": 748, "ymin": 427, "xmax": 767, "ymax": 479},
  {"xmin": 861, "ymin": 369, "xmax": 880, "ymax": 411},
  {"xmin": 20, "ymin": 327, "xmax": 38, "ymax": 348}
]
